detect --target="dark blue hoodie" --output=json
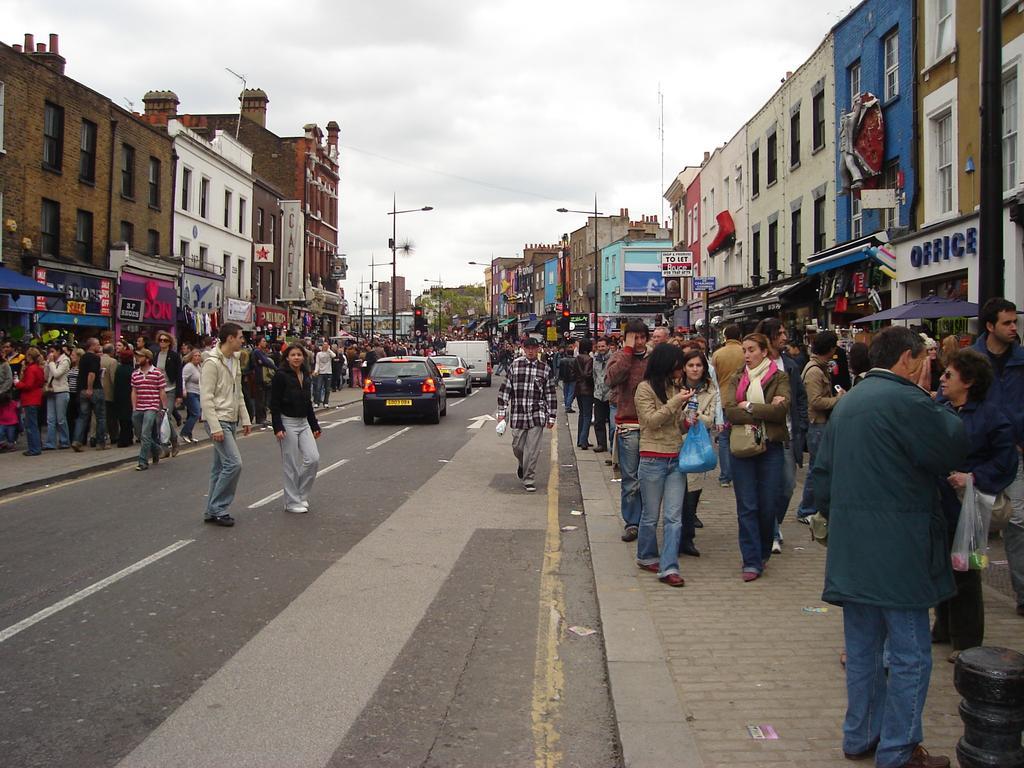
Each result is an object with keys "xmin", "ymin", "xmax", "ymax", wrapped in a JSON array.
[{"xmin": 972, "ymin": 333, "xmax": 1024, "ymax": 447}]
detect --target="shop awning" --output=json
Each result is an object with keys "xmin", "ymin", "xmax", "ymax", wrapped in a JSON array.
[
  {"xmin": 806, "ymin": 232, "xmax": 896, "ymax": 278},
  {"xmin": 723, "ymin": 278, "xmax": 812, "ymax": 318},
  {"xmin": 498, "ymin": 317, "xmax": 516, "ymax": 327},
  {"xmin": 707, "ymin": 211, "xmax": 737, "ymax": 256},
  {"xmin": 0, "ymin": 267, "xmax": 65, "ymax": 298},
  {"xmin": 36, "ymin": 311, "xmax": 110, "ymax": 328}
]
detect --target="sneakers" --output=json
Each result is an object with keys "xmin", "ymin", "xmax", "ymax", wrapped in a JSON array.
[
  {"xmin": 523, "ymin": 482, "xmax": 536, "ymax": 493},
  {"xmin": 621, "ymin": 525, "xmax": 638, "ymax": 542},
  {"xmin": 135, "ymin": 463, "xmax": 148, "ymax": 471},
  {"xmin": 719, "ymin": 480, "xmax": 732, "ymax": 488},
  {"xmin": 71, "ymin": 442, "xmax": 84, "ymax": 452},
  {"xmin": 771, "ymin": 539, "xmax": 783, "ymax": 554},
  {"xmin": 660, "ymin": 573, "xmax": 685, "ymax": 587},
  {"xmin": 796, "ymin": 515, "xmax": 812, "ymax": 525},
  {"xmin": 204, "ymin": 514, "xmax": 235, "ymax": 527}
]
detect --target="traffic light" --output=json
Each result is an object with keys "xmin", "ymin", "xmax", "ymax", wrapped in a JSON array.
[
  {"xmin": 545, "ymin": 319, "xmax": 553, "ymax": 328},
  {"xmin": 414, "ymin": 306, "xmax": 428, "ymax": 336},
  {"xmin": 557, "ymin": 309, "xmax": 570, "ymax": 336}
]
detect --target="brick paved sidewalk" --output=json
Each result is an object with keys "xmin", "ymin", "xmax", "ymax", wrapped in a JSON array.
[
  {"xmin": 579, "ymin": 442, "xmax": 1023, "ymax": 768},
  {"xmin": 0, "ymin": 390, "xmax": 362, "ymax": 497}
]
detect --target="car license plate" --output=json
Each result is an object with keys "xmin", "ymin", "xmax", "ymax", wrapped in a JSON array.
[
  {"xmin": 385, "ymin": 399, "xmax": 413, "ymax": 406},
  {"xmin": 438, "ymin": 368, "xmax": 450, "ymax": 374}
]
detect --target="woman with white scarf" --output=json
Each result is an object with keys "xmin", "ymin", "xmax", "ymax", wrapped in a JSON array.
[{"xmin": 722, "ymin": 332, "xmax": 791, "ymax": 582}]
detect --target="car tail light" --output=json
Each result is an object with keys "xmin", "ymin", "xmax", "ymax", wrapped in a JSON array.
[
  {"xmin": 487, "ymin": 362, "xmax": 493, "ymax": 374},
  {"xmin": 422, "ymin": 378, "xmax": 437, "ymax": 393},
  {"xmin": 363, "ymin": 379, "xmax": 376, "ymax": 394},
  {"xmin": 454, "ymin": 367, "xmax": 466, "ymax": 375}
]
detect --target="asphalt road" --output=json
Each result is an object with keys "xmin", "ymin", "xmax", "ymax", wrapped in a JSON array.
[{"xmin": 0, "ymin": 386, "xmax": 621, "ymax": 768}]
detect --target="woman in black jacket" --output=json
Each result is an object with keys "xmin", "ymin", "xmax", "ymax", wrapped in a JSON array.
[{"xmin": 270, "ymin": 343, "xmax": 321, "ymax": 513}]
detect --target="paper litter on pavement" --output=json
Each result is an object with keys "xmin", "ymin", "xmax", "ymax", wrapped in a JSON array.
[
  {"xmin": 802, "ymin": 606, "xmax": 828, "ymax": 614},
  {"xmin": 747, "ymin": 725, "xmax": 778, "ymax": 740},
  {"xmin": 567, "ymin": 625, "xmax": 597, "ymax": 636},
  {"xmin": 560, "ymin": 525, "xmax": 578, "ymax": 532},
  {"xmin": 570, "ymin": 510, "xmax": 584, "ymax": 516}
]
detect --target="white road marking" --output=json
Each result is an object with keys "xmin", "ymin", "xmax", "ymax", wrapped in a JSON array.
[
  {"xmin": 365, "ymin": 427, "xmax": 411, "ymax": 451},
  {"xmin": 0, "ymin": 539, "xmax": 194, "ymax": 645},
  {"xmin": 467, "ymin": 414, "xmax": 497, "ymax": 429},
  {"xmin": 248, "ymin": 458, "xmax": 350, "ymax": 508}
]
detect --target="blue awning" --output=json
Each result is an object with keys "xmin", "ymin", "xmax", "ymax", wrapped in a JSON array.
[
  {"xmin": 0, "ymin": 266, "xmax": 65, "ymax": 297},
  {"xmin": 36, "ymin": 311, "xmax": 110, "ymax": 328}
]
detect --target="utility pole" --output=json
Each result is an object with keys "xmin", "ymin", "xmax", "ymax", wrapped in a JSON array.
[{"xmin": 979, "ymin": 0, "xmax": 1005, "ymax": 304}]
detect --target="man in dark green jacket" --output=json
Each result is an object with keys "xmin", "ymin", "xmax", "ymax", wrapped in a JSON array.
[{"xmin": 812, "ymin": 326, "xmax": 966, "ymax": 768}]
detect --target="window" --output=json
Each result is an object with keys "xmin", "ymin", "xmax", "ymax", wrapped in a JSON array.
[
  {"xmin": 79, "ymin": 120, "xmax": 97, "ymax": 183},
  {"xmin": 884, "ymin": 30, "xmax": 900, "ymax": 100},
  {"xmin": 852, "ymin": 195, "xmax": 863, "ymax": 238},
  {"xmin": 0, "ymin": 81, "xmax": 5, "ymax": 151},
  {"xmin": 935, "ymin": 111, "xmax": 954, "ymax": 214},
  {"xmin": 767, "ymin": 132, "xmax": 778, "ymax": 186},
  {"xmin": 849, "ymin": 61, "xmax": 861, "ymax": 107},
  {"xmin": 935, "ymin": 0, "xmax": 954, "ymax": 62},
  {"xmin": 790, "ymin": 207, "xmax": 802, "ymax": 276},
  {"xmin": 223, "ymin": 253, "xmax": 231, "ymax": 285},
  {"xmin": 882, "ymin": 160, "xmax": 900, "ymax": 229},
  {"xmin": 813, "ymin": 194, "xmax": 826, "ymax": 252},
  {"xmin": 1004, "ymin": 71, "xmax": 1018, "ymax": 191},
  {"xmin": 181, "ymin": 167, "xmax": 192, "ymax": 211},
  {"xmin": 200, "ymin": 177, "xmax": 210, "ymax": 218},
  {"xmin": 120, "ymin": 220, "xmax": 134, "ymax": 248},
  {"xmin": 120, "ymin": 144, "xmax": 135, "ymax": 198},
  {"xmin": 723, "ymin": 176, "xmax": 730, "ymax": 211},
  {"xmin": 812, "ymin": 91, "xmax": 825, "ymax": 150},
  {"xmin": 238, "ymin": 197, "xmax": 247, "ymax": 234},
  {"xmin": 147, "ymin": 229, "xmax": 160, "ymax": 256},
  {"xmin": 199, "ymin": 245, "xmax": 209, "ymax": 270},
  {"xmin": 751, "ymin": 147, "xmax": 760, "ymax": 197},
  {"xmin": 148, "ymin": 158, "xmax": 161, "ymax": 208},
  {"xmin": 269, "ymin": 213, "xmax": 276, "ymax": 244},
  {"xmin": 75, "ymin": 210, "xmax": 93, "ymax": 261},
  {"xmin": 751, "ymin": 228, "xmax": 761, "ymax": 283},
  {"xmin": 257, "ymin": 207, "xmax": 265, "ymax": 241},
  {"xmin": 237, "ymin": 260, "xmax": 244, "ymax": 297},
  {"xmin": 767, "ymin": 220, "xmax": 778, "ymax": 280},
  {"xmin": 43, "ymin": 101, "xmax": 64, "ymax": 171},
  {"xmin": 735, "ymin": 170, "xmax": 743, "ymax": 204},
  {"xmin": 224, "ymin": 190, "xmax": 232, "ymax": 228},
  {"xmin": 702, "ymin": 196, "xmax": 708, "ymax": 232},
  {"xmin": 41, "ymin": 198, "xmax": 60, "ymax": 256},
  {"xmin": 790, "ymin": 110, "xmax": 800, "ymax": 166},
  {"xmin": 179, "ymin": 239, "xmax": 190, "ymax": 260}
]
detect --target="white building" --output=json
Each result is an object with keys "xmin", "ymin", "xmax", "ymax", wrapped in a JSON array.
[
  {"xmin": 168, "ymin": 120, "xmax": 255, "ymax": 327},
  {"xmin": 699, "ymin": 126, "xmax": 748, "ymax": 291}
]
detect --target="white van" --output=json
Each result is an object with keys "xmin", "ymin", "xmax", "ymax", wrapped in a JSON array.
[{"xmin": 443, "ymin": 340, "xmax": 492, "ymax": 386}]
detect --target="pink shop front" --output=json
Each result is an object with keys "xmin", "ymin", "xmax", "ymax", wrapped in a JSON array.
[{"xmin": 115, "ymin": 272, "xmax": 178, "ymax": 345}]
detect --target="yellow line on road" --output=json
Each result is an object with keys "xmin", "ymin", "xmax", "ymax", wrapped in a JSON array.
[{"xmin": 531, "ymin": 427, "xmax": 564, "ymax": 768}]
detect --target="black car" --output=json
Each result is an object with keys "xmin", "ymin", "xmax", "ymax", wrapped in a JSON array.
[{"xmin": 362, "ymin": 356, "xmax": 448, "ymax": 425}]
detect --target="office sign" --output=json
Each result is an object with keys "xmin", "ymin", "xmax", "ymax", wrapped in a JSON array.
[
  {"xmin": 693, "ymin": 276, "xmax": 717, "ymax": 292},
  {"xmin": 660, "ymin": 251, "xmax": 694, "ymax": 277}
]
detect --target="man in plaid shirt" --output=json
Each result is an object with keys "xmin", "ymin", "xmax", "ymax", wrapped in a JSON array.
[{"xmin": 496, "ymin": 337, "xmax": 557, "ymax": 492}]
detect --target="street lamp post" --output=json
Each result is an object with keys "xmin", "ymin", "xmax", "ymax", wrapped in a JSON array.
[
  {"xmin": 558, "ymin": 197, "xmax": 603, "ymax": 337},
  {"xmin": 367, "ymin": 258, "xmax": 393, "ymax": 339},
  {"xmin": 468, "ymin": 260, "xmax": 495, "ymax": 342},
  {"xmin": 387, "ymin": 196, "xmax": 433, "ymax": 342},
  {"xmin": 424, "ymin": 277, "xmax": 444, "ymax": 338}
]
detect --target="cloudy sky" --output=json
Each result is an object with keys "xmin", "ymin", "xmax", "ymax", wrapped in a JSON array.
[{"xmin": 6, "ymin": 0, "xmax": 858, "ymax": 306}]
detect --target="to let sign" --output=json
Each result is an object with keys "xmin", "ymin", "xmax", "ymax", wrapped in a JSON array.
[{"xmin": 660, "ymin": 251, "xmax": 693, "ymax": 277}]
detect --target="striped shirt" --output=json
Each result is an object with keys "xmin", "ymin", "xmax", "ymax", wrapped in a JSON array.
[{"xmin": 131, "ymin": 366, "xmax": 166, "ymax": 411}]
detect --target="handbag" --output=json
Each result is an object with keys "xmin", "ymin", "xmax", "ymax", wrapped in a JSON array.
[
  {"xmin": 730, "ymin": 421, "xmax": 766, "ymax": 458},
  {"xmin": 678, "ymin": 420, "xmax": 717, "ymax": 473}
]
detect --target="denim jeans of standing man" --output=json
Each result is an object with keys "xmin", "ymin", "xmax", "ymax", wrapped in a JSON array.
[
  {"xmin": 717, "ymin": 426, "xmax": 733, "ymax": 484},
  {"xmin": 132, "ymin": 409, "xmax": 161, "ymax": 467},
  {"xmin": 44, "ymin": 391, "xmax": 70, "ymax": 449},
  {"xmin": 637, "ymin": 456, "xmax": 685, "ymax": 577},
  {"xmin": 774, "ymin": 440, "xmax": 798, "ymax": 542},
  {"xmin": 562, "ymin": 380, "xmax": 576, "ymax": 412},
  {"xmin": 617, "ymin": 428, "xmax": 642, "ymax": 530},
  {"xmin": 74, "ymin": 389, "xmax": 107, "ymax": 446},
  {"xmin": 1001, "ymin": 459, "xmax": 1024, "ymax": 611},
  {"xmin": 204, "ymin": 421, "xmax": 242, "ymax": 519},
  {"xmin": 797, "ymin": 422, "xmax": 826, "ymax": 518},
  {"xmin": 592, "ymin": 399, "xmax": 610, "ymax": 450},
  {"xmin": 575, "ymin": 393, "xmax": 594, "ymax": 447},
  {"xmin": 842, "ymin": 602, "xmax": 933, "ymax": 768},
  {"xmin": 732, "ymin": 442, "xmax": 783, "ymax": 574}
]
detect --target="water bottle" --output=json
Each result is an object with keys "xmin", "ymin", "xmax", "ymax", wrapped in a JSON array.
[{"xmin": 686, "ymin": 395, "xmax": 698, "ymax": 425}]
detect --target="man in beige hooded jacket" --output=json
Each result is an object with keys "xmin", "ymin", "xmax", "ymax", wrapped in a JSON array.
[{"xmin": 200, "ymin": 323, "xmax": 252, "ymax": 526}]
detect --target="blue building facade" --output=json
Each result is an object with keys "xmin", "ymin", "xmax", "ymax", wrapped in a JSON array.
[
  {"xmin": 601, "ymin": 238, "xmax": 673, "ymax": 315},
  {"xmin": 544, "ymin": 258, "xmax": 559, "ymax": 308},
  {"xmin": 832, "ymin": 0, "xmax": 915, "ymax": 243}
]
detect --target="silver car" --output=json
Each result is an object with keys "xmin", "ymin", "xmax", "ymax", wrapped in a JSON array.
[{"xmin": 431, "ymin": 355, "xmax": 472, "ymax": 395}]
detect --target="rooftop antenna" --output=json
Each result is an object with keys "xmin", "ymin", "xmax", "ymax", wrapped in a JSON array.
[
  {"xmin": 658, "ymin": 83, "xmax": 665, "ymax": 224},
  {"xmin": 122, "ymin": 97, "xmax": 134, "ymax": 112},
  {"xmin": 225, "ymin": 67, "xmax": 247, "ymax": 138}
]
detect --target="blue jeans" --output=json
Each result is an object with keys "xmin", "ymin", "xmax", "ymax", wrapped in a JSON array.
[
  {"xmin": 774, "ymin": 439, "xmax": 797, "ymax": 540},
  {"xmin": 563, "ymin": 380, "xmax": 575, "ymax": 410},
  {"xmin": 798, "ymin": 423, "xmax": 826, "ymax": 517},
  {"xmin": 617, "ymin": 428, "xmax": 642, "ymax": 528},
  {"xmin": 204, "ymin": 421, "xmax": 243, "ymax": 519},
  {"xmin": 732, "ymin": 442, "xmax": 784, "ymax": 573},
  {"xmin": 637, "ymin": 457, "xmax": 685, "ymax": 577},
  {"xmin": 182, "ymin": 393, "xmax": 201, "ymax": 438},
  {"xmin": 575, "ymin": 394, "xmax": 594, "ymax": 447},
  {"xmin": 22, "ymin": 405, "xmax": 41, "ymax": 454},
  {"xmin": 74, "ymin": 389, "xmax": 107, "ymax": 445},
  {"xmin": 132, "ymin": 409, "xmax": 161, "ymax": 466},
  {"xmin": 314, "ymin": 375, "xmax": 330, "ymax": 405},
  {"xmin": 717, "ymin": 426, "xmax": 733, "ymax": 483},
  {"xmin": 0, "ymin": 424, "xmax": 16, "ymax": 444},
  {"xmin": 44, "ymin": 391, "xmax": 70, "ymax": 449},
  {"xmin": 842, "ymin": 602, "xmax": 933, "ymax": 768}
]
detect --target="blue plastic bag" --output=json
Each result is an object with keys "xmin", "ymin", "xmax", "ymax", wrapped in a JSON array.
[{"xmin": 677, "ymin": 420, "xmax": 717, "ymax": 473}]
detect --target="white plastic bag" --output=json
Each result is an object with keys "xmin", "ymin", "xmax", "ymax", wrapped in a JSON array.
[
  {"xmin": 495, "ymin": 419, "xmax": 507, "ymax": 437},
  {"xmin": 159, "ymin": 411, "xmax": 172, "ymax": 444},
  {"xmin": 951, "ymin": 475, "xmax": 990, "ymax": 571}
]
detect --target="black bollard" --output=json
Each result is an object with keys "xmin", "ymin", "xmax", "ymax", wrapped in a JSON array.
[{"xmin": 954, "ymin": 646, "xmax": 1024, "ymax": 768}]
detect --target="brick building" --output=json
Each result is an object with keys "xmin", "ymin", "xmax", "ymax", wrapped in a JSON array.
[{"xmin": 0, "ymin": 34, "xmax": 175, "ymax": 341}]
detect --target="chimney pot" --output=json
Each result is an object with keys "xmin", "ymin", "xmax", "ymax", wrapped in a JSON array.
[
  {"xmin": 239, "ymin": 88, "xmax": 269, "ymax": 128},
  {"xmin": 24, "ymin": 33, "xmax": 34, "ymax": 51},
  {"xmin": 703, "ymin": 151, "xmax": 711, "ymax": 163},
  {"xmin": 49, "ymin": 34, "xmax": 59, "ymax": 55},
  {"xmin": 36, "ymin": 43, "xmax": 46, "ymax": 53},
  {"xmin": 13, "ymin": 44, "xmax": 22, "ymax": 53}
]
